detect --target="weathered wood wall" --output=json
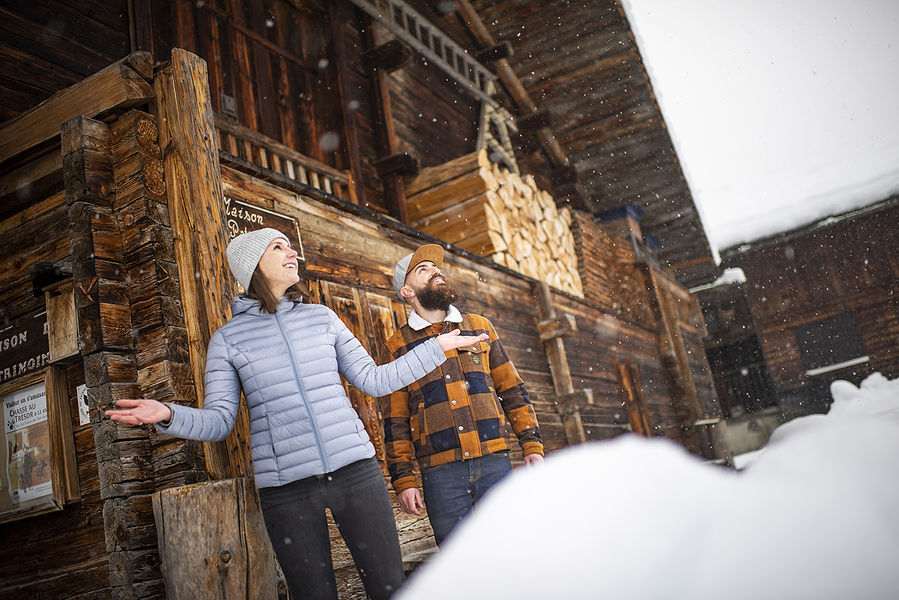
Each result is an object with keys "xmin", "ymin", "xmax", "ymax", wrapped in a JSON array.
[
  {"xmin": 570, "ymin": 211, "xmax": 724, "ymax": 454},
  {"xmin": 722, "ymin": 199, "xmax": 899, "ymax": 414},
  {"xmin": 0, "ymin": 0, "xmax": 130, "ymax": 122}
]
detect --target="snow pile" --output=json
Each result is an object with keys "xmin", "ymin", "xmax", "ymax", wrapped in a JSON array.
[{"xmin": 398, "ymin": 374, "xmax": 899, "ymax": 600}]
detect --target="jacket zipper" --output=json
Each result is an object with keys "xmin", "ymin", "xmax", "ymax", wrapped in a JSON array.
[{"xmin": 275, "ymin": 311, "xmax": 331, "ymax": 474}]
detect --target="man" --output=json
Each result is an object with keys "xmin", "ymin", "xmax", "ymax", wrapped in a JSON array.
[{"xmin": 383, "ymin": 243, "xmax": 544, "ymax": 545}]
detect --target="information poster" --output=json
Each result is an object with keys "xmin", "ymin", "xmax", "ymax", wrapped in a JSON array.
[{"xmin": 1, "ymin": 381, "xmax": 53, "ymax": 514}]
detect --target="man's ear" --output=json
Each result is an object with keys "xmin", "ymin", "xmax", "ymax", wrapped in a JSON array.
[{"xmin": 400, "ymin": 285, "xmax": 415, "ymax": 300}]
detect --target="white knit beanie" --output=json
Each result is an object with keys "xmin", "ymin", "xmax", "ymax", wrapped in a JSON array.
[{"xmin": 226, "ymin": 228, "xmax": 288, "ymax": 291}]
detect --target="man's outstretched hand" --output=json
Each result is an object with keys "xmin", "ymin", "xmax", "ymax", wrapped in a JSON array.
[{"xmin": 436, "ymin": 329, "xmax": 489, "ymax": 352}]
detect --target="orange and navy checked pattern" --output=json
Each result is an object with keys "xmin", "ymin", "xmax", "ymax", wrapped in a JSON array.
[{"xmin": 383, "ymin": 313, "xmax": 543, "ymax": 494}]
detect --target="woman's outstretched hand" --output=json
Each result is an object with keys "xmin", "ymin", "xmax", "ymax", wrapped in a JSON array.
[
  {"xmin": 105, "ymin": 398, "xmax": 172, "ymax": 426},
  {"xmin": 435, "ymin": 329, "xmax": 489, "ymax": 352}
]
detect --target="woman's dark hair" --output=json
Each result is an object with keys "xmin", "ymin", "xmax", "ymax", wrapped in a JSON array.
[{"xmin": 246, "ymin": 268, "xmax": 309, "ymax": 314}]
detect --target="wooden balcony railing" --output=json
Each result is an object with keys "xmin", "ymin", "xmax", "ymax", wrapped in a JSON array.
[{"xmin": 213, "ymin": 113, "xmax": 357, "ymax": 204}]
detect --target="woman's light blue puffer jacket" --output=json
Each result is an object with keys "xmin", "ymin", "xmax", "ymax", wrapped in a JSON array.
[{"xmin": 158, "ymin": 296, "xmax": 447, "ymax": 489}]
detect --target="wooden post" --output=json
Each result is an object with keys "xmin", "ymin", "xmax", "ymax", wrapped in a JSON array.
[
  {"xmin": 641, "ymin": 263, "xmax": 733, "ymax": 463},
  {"xmin": 154, "ymin": 48, "xmax": 252, "ymax": 480},
  {"xmin": 534, "ymin": 281, "xmax": 591, "ymax": 444},
  {"xmin": 329, "ymin": 1, "xmax": 367, "ymax": 207},
  {"xmin": 153, "ymin": 478, "xmax": 278, "ymax": 599},
  {"xmin": 642, "ymin": 265, "xmax": 699, "ymax": 419},
  {"xmin": 364, "ymin": 15, "xmax": 410, "ymax": 222}
]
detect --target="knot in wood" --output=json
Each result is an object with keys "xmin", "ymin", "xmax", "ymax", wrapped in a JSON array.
[
  {"xmin": 137, "ymin": 118, "xmax": 159, "ymax": 155},
  {"xmin": 219, "ymin": 550, "xmax": 232, "ymax": 563}
]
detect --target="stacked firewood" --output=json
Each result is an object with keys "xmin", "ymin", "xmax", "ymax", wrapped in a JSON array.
[{"xmin": 405, "ymin": 150, "xmax": 584, "ymax": 297}]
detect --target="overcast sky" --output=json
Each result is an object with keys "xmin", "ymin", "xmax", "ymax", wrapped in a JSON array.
[{"xmin": 619, "ymin": 0, "xmax": 899, "ymax": 252}]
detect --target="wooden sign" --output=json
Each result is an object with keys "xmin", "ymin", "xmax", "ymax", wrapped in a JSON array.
[
  {"xmin": 0, "ymin": 311, "xmax": 49, "ymax": 386},
  {"xmin": 223, "ymin": 195, "xmax": 305, "ymax": 262}
]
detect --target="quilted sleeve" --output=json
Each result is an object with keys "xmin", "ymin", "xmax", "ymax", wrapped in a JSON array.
[
  {"xmin": 330, "ymin": 308, "xmax": 447, "ymax": 397},
  {"xmin": 156, "ymin": 329, "xmax": 241, "ymax": 441}
]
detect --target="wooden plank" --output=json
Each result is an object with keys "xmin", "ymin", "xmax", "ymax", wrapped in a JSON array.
[
  {"xmin": 153, "ymin": 478, "xmax": 278, "ymax": 599},
  {"xmin": 0, "ymin": 52, "xmax": 153, "ymax": 164},
  {"xmin": 46, "ymin": 365, "xmax": 81, "ymax": 504},
  {"xmin": 404, "ymin": 149, "xmax": 490, "ymax": 197},
  {"xmin": 0, "ymin": 149, "xmax": 61, "ymax": 199},
  {"xmin": 406, "ymin": 167, "xmax": 497, "ymax": 221}
]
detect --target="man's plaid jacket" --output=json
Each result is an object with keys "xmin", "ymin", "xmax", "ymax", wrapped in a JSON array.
[{"xmin": 383, "ymin": 312, "xmax": 544, "ymax": 494}]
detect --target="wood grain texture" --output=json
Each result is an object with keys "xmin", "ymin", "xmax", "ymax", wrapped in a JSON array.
[{"xmin": 153, "ymin": 478, "xmax": 278, "ymax": 600}]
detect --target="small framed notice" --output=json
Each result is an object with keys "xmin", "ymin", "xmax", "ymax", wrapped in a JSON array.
[{"xmin": 0, "ymin": 367, "xmax": 79, "ymax": 524}]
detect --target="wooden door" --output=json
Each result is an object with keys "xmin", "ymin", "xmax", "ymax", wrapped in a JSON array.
[
  {"xmin": 317, "ymin": 281, "xmax": 405, "ymax": 461},
  {"xmin": 614, "ymin": 358, "xmax": 651, "ymax": 436}
]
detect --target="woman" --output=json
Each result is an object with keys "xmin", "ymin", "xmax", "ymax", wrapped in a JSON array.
[{"xmin": 106, "ymin": 228, "xmax": 486, "ymax": 600}]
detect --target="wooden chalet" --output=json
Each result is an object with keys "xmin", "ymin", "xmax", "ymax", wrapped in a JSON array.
[
  {"xmin": 719, "ymin": 196, "xmax": 899, "ymax": 416},
  {"xmin": 0, "ymin": 1, "xmax": 728, "ymax": 597}
]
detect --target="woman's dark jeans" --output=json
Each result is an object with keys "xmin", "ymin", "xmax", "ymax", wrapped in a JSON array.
[
  {"xmin": 421, "ymin": 450, "xmax": 512, "ymax": 546},
  {"xmin": 258, "ymin": 457, "xmax": 405, "ymax": 600}
]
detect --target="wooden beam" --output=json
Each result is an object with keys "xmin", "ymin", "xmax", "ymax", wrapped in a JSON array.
[
  {"xmin": 455, "ymin": 0, "xmax": 570, "ymax": 169},
  {"xmin": 476, "ymin": 41, "xmax": 514, "ymax": 63},
  {"xmin": 373, "ymin": 152, "xmax": 420, "ymax": 178},
  {"xmin": 154, "ymin": 48, "xmax": 252, "ymax": 481},
  {"xmin": 537, "ymin": 313, "xmax": 576, "ymax": 342},
  {"xmin": 534, "ymin": 281, "xmax": 588, "ymax": 445},
  {"xmin": 363, "ymin": 39, "xmax": 414, "ymax": 72},
  {"xmin": 0, "ymin": 52, "xmax": 153, "ymax": 165},
  {"xmin": 517, "ymin": 108, "xmax": 553, "ymax": 135}
]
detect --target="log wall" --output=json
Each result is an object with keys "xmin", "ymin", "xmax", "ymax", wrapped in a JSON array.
[
  {"xmin": 722, "ymin": 199, "xmax": 899, "ymax": 414},
  {"xmin": 0, "ymin": 178, "xmax": 112, "ymax": 597}
]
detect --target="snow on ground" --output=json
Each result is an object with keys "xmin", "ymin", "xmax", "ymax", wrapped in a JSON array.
[{"xmin": 398, "ymin": 374, "xmax": 899, "ymax": 600}]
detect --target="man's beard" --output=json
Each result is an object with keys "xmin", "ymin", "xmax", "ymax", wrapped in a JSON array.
[{"xmin": 416, "ymin": 276, "xmax": 461, "ymax": 312}]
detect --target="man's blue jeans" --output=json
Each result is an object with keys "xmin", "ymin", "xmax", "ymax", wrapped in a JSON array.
[{"xmin": 421, "ymin": 451, "xmax": 512, "ymax": 546}]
